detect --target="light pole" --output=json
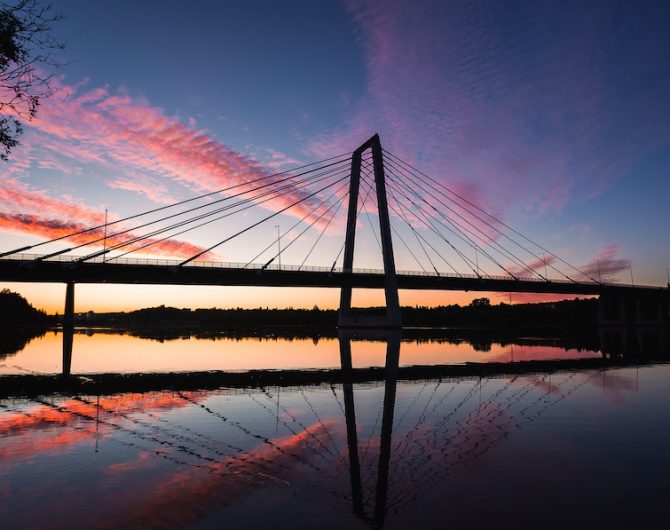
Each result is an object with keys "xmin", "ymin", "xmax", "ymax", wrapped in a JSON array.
[
  {"xmin": 596, "ymin": 258, "xmax": 601, "ymax": 283},
  {"xmin": 103, "ymin": 208, "xmax": 108, "ymax": 263},
  {"xmin": 629, "ymin": 262, "xmax": 634, "ymax": 287},
  {"xmin": 275, "ymin": 225, "xmax": 281, "ymax": 270}
]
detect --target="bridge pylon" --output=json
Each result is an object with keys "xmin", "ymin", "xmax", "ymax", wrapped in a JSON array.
[{"xmin": 338, "ymin": 134, "xmax": 402, "ymax": 328}]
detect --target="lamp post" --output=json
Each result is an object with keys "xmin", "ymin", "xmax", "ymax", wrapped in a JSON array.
[
  {"xmin": 103, "ymin": 208, "xmax": 108, "ymax": 263},
  {"xmin": 275, "ymin": 224, "xmax": 281, "ymax": 270}
]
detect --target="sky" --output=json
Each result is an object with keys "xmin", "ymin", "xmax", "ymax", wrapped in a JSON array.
[{"xmin": 1, "ymin": 0, "xmax": 669, "ymax": 313}]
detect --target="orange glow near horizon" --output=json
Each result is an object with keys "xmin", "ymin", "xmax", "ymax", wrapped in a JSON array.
[
  {"xmin": 0, "ymin": 281, "xmax": 585, "ymax": 314},
  {"xmin": 0, "ymin": 331, "xmax": 600, "ymax": 376}
]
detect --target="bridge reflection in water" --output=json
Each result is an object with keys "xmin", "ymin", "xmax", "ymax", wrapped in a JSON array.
[
  {"xmin": 55, "ymin": 323, "xmax": 669, "ymax": 379},
  {"xmin": 2, "ymin": 327, "xmax": 665, "ymax": 528},
  {"xmin": 339, "ymin": 330, "xmax": 401, "ymax": 527}
]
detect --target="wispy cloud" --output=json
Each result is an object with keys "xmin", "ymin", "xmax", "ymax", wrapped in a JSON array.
[
  {"xmin": 579, "ymin": 244, "xmax": 631, "ymax": 281},
  {"xmin": 1, "ymin": 78, "xmax": 341, "ymax": 256},
  {"xmin": 0, "ymin": 179, "xmax": 208, "ymax": 258},
  {"xmin": 311, "ymin": 0, "xmax": 670, "ymax": 220}
]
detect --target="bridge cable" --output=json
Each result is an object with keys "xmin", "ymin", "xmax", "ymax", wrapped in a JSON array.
[
  {"xmin": 260, "ymin": 184, "xmax": 350, "ymax": 270},
  {"xmin": 359, "ymin": 160, "xmax": 382, "ymax": 252},
  {"xmin": 298, "ymin": 189, "xmax": 348, "ymax": 271},
  {"xmin": 111, "ymin": 158, "xmax": 370, "ymax": 262},
  {"xmin": 328, "ymin": 170, "xmax": 379, "ymax": 272},
  {"xmin": 388, "ymin": 148, "xmax": 597, "ymax": 283},
  {"xmin": 178, "ymin": 174, "xmax": 351, "ymax": 266},
  {"xmin": 386, "ymin": 169, "xmax": 536, "ymax": 280},
  {"xmin": 106, "ymin": 157, "xmax": 366, "ymax": 262},
  {"xmin": 42, "ymin": 160, "xmax": 353, "ymax": 262},
  {"xmin": 384, "ymin": 180, "xmax": 443, "ymax": 276},
  {"xmin": 360, "ymin": 172, "xmax": 438, "ymax": 275},
  {"xmin": 393, "ymin": 170, "xmax": 519, "ymax": 280},
  {"xmin": 0, "ymin": 152, "xmax": 352, "ymax": 257},
  {"xmin": 361, "ymin": 160, "xmax": 439, "ymax": 274},
  {"xmin": 78, "ymin": 164, "xmax": 350, "ymax": 262},
  {"xmin": 386, "ymin": 164, "xmax": 527, "ymax": 280},
  {"xmin": 385, "ymin": 158, "xmax": 552, "ymax": 281},
  {"xmin": 36, "ymin": 160, "xmax": 350, "ymax": 261},
  {"xmin": 383, "ymin": 149, "xmax": 599, "ymax": 283},
  {"xmin": 242, "ymin": 178, "xmax": 352, "ymax": 269},
  {"xmin": 106, "ymin": 166, "xmax": 350, "ymax": 262},
  {"xmin": 384, "ymin": 186, "xmax": 465, "ymax": 277},
  {"xmin": 359, "ymin": 176, "xmax": 427, "ymax": 273},
  {"xmin": 384, "ymin": 174, "xmax": 486, "ymax": 277}
]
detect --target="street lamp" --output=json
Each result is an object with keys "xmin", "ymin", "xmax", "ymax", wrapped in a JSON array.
[
  {"xmin": 275, "ymin": 224, "xmax": 281, "ymax": 270},
  {"xmin": 103, "ymin": 208, "xmax": 108, "ymax": 263}
]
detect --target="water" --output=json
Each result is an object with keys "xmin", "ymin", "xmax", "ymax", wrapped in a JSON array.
[
  {"xmin": 1, "ymin": 330, "xmax": 669, "ymax": 528},
  {"xmin": 0, "ymin": 329, "xmax": 603, "ymax": 375}
]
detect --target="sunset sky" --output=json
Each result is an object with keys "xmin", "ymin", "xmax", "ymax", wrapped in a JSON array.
[{"xmin": 1, "ymin": 0, "xmax": 669, "ymax": 313}]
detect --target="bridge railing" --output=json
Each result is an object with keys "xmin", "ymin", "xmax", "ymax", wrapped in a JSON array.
[{"xmin": 0, "ymin": 252, "xmax": 615, "ymax": 286}]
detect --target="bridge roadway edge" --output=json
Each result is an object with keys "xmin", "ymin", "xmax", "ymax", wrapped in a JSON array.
[{"xmin": 0, "ymin": 258, "xmax": 667, "ymax": 296}]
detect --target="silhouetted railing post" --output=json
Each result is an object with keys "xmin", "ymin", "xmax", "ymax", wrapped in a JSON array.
[
  {"xmin": 62, "ymin": 281, "xmax": 75, "ymax": 376},
  {"xmin": 339, "ymin": 134, "xmax": 401, "ymax": 328}
]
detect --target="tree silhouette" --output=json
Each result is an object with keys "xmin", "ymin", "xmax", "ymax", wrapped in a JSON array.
[{"xmin": 0, "ymin": 0, "xmax": 63, "ymax": 161}]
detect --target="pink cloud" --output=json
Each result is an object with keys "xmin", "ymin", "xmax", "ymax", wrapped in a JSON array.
[
  {"xmin": 1, "ymin": 78, "xmax": 347, "ymax": 257},
  {"xmin": 0, "ymin": 179, "xmax": 209, "ymax": 259},
  {"xmin": 311, "ymin": 0, "xmax": 670, "ymax": 222},
  {"xmin": 579, "ymin": 244, "xmax": 631, "ymax": 282},
  {"xmin": 0, "ymin": 178, "xmax": 103, "ymax": 225},
  {"xmin": 509, "ymin": 255, "xmax": 557, "ymax": 278},
  {"xmin": 108, "ymin": 176, "xmax": 176, "ymax": 205},
  {"xmin": 493, "ymin": 293, "xmax": 594, "ymax": 304},
  {"xmin": 0, "ymin": 211, "xmax": 208, "ymax": 259},
  {"xmin": 8, "ymin": 79, "xmax": 338, "ymax": 223}
]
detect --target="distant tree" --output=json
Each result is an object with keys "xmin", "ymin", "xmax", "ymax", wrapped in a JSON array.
[
  {"xmin": 469, "ymin": 297, "xmax": 491, "ymax": 308},
  {"xmin": 0, "ymin": 287, "xmax": 48, "ymax": 323},
  {"xmin": 0, "ymin": 0, "xmax": 63, "ymax": 161}
]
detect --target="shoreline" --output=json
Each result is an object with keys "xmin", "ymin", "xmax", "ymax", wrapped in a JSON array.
[{"xmin": 1, "ymin": 355, "xmax": 668, "ymax": 398}]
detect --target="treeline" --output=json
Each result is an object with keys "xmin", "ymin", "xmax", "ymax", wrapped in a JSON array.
[
  {"xmin": 401, "ymin": 297, "xmax": 598, "ymax": 329},
  {"xmin": 0, "ymin": 289, "xmax": 50, "ymax": 358},
  {"xmin": 0, "ymin": 289, "xmax": 50, "ymax": 327},
  {"xmin": 78, "ymin": 297, "xmax": 598, "ymax": 332}
]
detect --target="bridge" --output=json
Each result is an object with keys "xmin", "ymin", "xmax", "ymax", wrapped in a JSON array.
[{"xmin": 1, "ymin": 134, "xmax": 668, "ymax": 330}]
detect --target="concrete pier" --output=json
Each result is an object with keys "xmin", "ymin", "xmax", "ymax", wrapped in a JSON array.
[
  {"xmin": 62, "ymin": 281, "xmax": 75, "ymax": 376},
  {"xmin": 339, "ymin": 134, "xmax": 401, "ymax": 328}
]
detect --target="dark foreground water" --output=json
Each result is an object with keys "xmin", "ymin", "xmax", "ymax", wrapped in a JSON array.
[{"xmin": 1, "ymin": 330, "xmax": 670, "ymax": 529}]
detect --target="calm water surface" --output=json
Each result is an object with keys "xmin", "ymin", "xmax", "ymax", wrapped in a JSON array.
[
  {"xmin": 0, "ymin": 329, "xmax": 602, "ymax": 375},
  {"xmin": 1, "ymin": 331, "xmax": 669, "ymax": 529}
]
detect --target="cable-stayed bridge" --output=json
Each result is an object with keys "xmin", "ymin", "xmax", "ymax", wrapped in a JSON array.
[{"xmin": 0, "ymin": 135, "xmax": 668, "ymax": 328}]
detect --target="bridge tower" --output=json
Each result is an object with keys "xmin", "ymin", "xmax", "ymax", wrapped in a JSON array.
[{"xmin": 338, "ymin": 134, "xmax": 402, "ymax": 328}]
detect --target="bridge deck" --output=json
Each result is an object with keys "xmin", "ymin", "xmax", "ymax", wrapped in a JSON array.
[{"xmin": 1, "ymin": 255, "xmax": 666, "ymax": 296}]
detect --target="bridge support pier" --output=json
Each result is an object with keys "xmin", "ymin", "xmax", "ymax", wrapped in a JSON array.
[
  {"xmin": 599, "ymin": 292, "xmax": 669, "ymax": 328},
  {"xmin": 62, "ymin": 281, "xmax": 75, "ymax": 377},
  {"xmin": 338, "ymin": 134, "xmax": 401, "ymax": 328}
]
